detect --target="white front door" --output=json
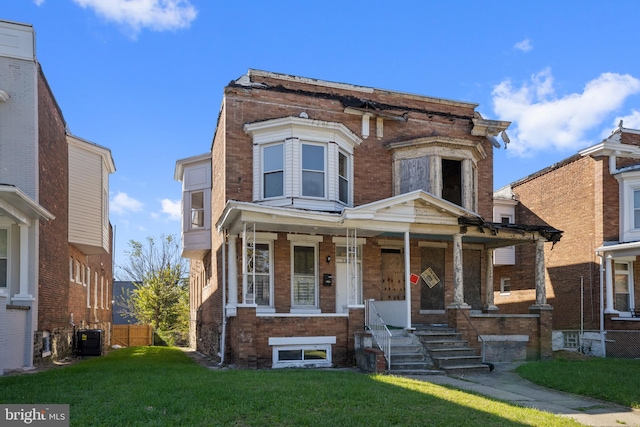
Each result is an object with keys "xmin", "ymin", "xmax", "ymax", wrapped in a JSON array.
[{"xmin": 336, "ymin": 261, "xmax": 348, "ymax": 313}]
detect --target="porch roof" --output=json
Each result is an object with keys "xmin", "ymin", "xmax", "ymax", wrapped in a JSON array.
[
  {"xmin": 217, "ymin": 190, "xmax": 561, "ymax": 247},
  {"xmin": 0, "ymin": 185, "xmax": 55, "ymax": 225},
  {"xmin": 596, "ymin": 241, "xmax": 640, "ymax": 258}
]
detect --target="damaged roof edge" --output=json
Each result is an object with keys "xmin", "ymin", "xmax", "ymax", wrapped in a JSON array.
[
  {"xmin": 237, "ymin": 69, "xmax": 479, "ymax": 110},
  {"xmin": 459, "ymin": 216, "xmax": 563, "ymax": 245}
]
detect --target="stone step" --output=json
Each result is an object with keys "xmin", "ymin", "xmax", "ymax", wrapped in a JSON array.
[
  {"xmin": 415, "ymin": 331, "xmax": 463, "ymax": 342},
  {"xmin": 391, "ymin": 345, "xmax": 425, "ymax": 357},
  {"xmin": 443, "ymin": 364, "xmax": 491, "ymax": 375},
  {"xmin": 428, "ymin": 347, "xmax": 477, "ymax": 358},
  {"xmin": 390, "ymin": 368, "xmax": 444, "ymax": 376},
  {"xmin": 390, "ymin": 360, "xmax": 436, "ymax": 372},
  {"xmin": 391, "ymin": 352, "xmax": 428, "ymax": 363},
  {"xmin": 422, "ymin": 339, "xmax": 469, "ymax": 350},
  {"xmin": 432, "ymin": 355, "xmax": 483, "ymax": 368}
]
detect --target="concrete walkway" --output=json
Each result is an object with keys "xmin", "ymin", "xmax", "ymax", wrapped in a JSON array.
[{"xmin": 405, "ymin": 362, "xmax": 640, "ymax": 427}]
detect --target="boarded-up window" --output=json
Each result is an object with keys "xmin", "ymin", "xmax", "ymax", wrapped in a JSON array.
[{"xmin": 399, "ymin": 156, "xmax": 430, "ymax": 194}]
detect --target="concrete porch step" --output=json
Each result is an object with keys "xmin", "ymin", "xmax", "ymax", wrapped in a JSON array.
[
  {"xmin": 442, "ymin": 363, "xmax": 491, "ymax": 375},
  {"xmin": 432, "ymin": 355, "xmax": 483, "ymax": 368},
  {"xmin": 390, "ymin": 360, "xmax": 437, "ymax": 372},
  {"xmin": 429, "ymin": 347, "xmax": 477, "ymax": 358},
  {"xmin": 421, "ymin": 339, "xmax": 469, "ymax": 350}
]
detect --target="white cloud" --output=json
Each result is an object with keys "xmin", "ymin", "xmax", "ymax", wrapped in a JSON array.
[
  {"xmin": 492, "ymin": 69, "xmax": 640, "ymax": 157},
  {"xmin": 33, "ymin": 0, "xmax": 46, "ymax": 5},
  {"xmin": 610, "ymin": 110, "xmax": 640, "ymax": 134},
  {"xmin": 514, "ymin": 38, "xmax": 532, "ymax": 52},
  {"xmin": 111, "ymin": 192, "xmax": 144, "ymax": 215},
  {"xmin": 71, "ymin": 0, "xmax": 197, "ymax": 35},
  {"xmin": 160, "ymin": 198, "xmax": 181, "ymax": 221}
]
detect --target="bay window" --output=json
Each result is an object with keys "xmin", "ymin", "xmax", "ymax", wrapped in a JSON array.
[{"xmin": 245, "ymin": 116, "xmax": 362, "ymax": 212}]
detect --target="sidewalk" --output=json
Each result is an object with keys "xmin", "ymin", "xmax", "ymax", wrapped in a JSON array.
[{"xmin": 405, "ymin": 362, "xmax": 640, "ymax": 427}]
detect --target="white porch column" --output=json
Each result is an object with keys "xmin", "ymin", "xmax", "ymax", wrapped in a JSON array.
[
  {"xmin": 484, "ymin": 248, "xmax": 498, "ymax": 311},
  {"xmin": 534, "ymin": 238, "xmax": 547, "ymax": 306},
  {"xmin": 227, "ymin": 235, "xmax": 238, "ymax": 314},
  {"xmin": 404, "ymin": 231, "xmax": 411, "ymax": 329},
  {"xmin": 452, "ymin": 233, "xmax": 465, "ymax": 306},
  {"xmin": 604, "ymin": 254, "xmax": 616, "ymax": 313},
  {"xmin": 13, "ymin": 224, "xmax": 33, "ymax": 301}
]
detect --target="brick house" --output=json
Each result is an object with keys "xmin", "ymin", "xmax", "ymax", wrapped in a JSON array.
[
  {"xmin": 494, "ymin": 123, "xmax": 640, "ymax": 357},
  {"xmin": 175, "ymin": 70, "xmax": 562, "ymax": 370},
  {"xmin": 0, "ymin": 20, "xmax": 115, "ymax": 374}
]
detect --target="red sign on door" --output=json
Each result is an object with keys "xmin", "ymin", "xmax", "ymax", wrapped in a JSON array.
[{"xmin": 409, "ymin": 273, "xmax": 420, "ymax": 285}]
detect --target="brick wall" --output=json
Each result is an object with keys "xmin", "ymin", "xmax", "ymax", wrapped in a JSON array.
[
  {"xmin": 37, "ymin": 66, "xmax": 70, "ymax": 332},
  {"xmin": 510, "ymin": 155, "xmax": 606, "ymax": 329},
  {"xmin": 199, "ymin": 73, "xmax": 504, "ymax": 365}
]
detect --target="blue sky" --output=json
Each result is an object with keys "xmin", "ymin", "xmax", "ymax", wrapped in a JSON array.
[{"xmin": 4, "ymin": 0, "xmax": 640, "ymax": 273}]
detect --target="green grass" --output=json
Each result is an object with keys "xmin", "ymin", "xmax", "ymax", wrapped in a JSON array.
[
  {"xmin": 517, "ymin": 356, "xmax": 640, "ymax": 408},
  {"xmin": 0, "ymin": 347, "xmax": 581, "ymax": 427}
]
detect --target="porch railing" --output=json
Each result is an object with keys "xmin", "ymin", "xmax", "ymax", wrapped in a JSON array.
[
  {"xmin": 455, "ymin": 305, "xmax": 485, "ymax": 362},
  {"xmin": 365, "ymin": 299, "xmax": 392, "ymax": 370}
]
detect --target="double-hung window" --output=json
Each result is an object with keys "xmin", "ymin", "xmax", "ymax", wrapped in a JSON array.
[
  {"xmin": 615, "ymin": 262, "xmax": 632, "ymax": 312},
  {"xmin": 190, "ymin": 191, "xmax": 205, "ymax": 229},
  {"xmin": 634, "ymin": 189, "xmax": 640, "ymax": 229},
  {"xmin": 0, "ymin": 228, "xmax": 7, "ymax": 289},
  {"xmin": 263, "ymin": 144, "xmax": 284, "ymax": 199},
  {"xmin": 301, "ymin": 144, "xmax": 325, "ymax": 198},
  {"xmin": 246, "ymin": 242, "xmax": 272, "ymax": 307},
  {"xmin": 338, "ymin": 151, "xmax": 349, "ymax": 204}
]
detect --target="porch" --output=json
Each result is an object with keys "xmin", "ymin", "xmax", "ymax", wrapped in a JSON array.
[{"xmin": 217, "ymin": 191, "xmax": 561, "ymax": 369}]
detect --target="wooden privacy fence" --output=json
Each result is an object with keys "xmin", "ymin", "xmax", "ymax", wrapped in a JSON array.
[{"xmin": 111, "ymin": 324, "xmax": 153, "ymax": 347}]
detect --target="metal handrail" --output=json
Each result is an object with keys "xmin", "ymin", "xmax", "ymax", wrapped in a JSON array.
[
  {"xmin": 365, "ymin": 299, "xmax": 392, "ymax": 370},
  {"xmin": 455, "ymin": 304, "xmax": 485, "ymax": 363}
]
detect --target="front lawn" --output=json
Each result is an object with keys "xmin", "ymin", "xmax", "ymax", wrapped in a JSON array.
[
  {"xmin": 517, "ymin": 354, "xmax": 640, "ymax": 408},
  {"xmin": 0, "ymin": 347, "xmax": 581, "ymax": 426}
]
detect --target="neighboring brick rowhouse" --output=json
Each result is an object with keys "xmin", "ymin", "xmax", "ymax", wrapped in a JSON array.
[
  {"xmin": 508, "ymin": 155, "xmax": 601, "ymax": 330},
  {"xmin": 36, "ymin": 66, "xmax": 114, "ymax": 361},
  {"xmin": 37, "ymin": 65, "xmax": 70, "ymax": 334}
]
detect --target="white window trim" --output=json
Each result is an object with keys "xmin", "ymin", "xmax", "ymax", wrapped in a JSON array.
[
  {"xmin": 244, "ymin": 237, "xmax": 275, "ymax": 309},
  {"xmin": 300, "ymin": 142, "xmax": 327, "ymax": 200},
  {"xmin": 289, "ymin": 235, "xmax": 321, "ymax": 312},
  {"xmin": 269, "ymin": 336, "xmax": 335, "ymax": 369},
  {"xmin": 260, "ymin": 143, "xmax": 285, "ymax": 200},
  {"xmin": 617, "ymin": 172, "xmax": 640, "ymax": 242},
  {"xmin": 75, "ymin": 260, "xmax": 81, "ymax": 284},
  {"xmin": 500, "ymin": 277, "xmax": 511, "ymax": 295},
  {"xmin": 391, "ymin": 139, "xmax": 482, "ymax": 212},
  {"xmin": 69, "ymin": 258, "xmax": 74, "ymax": 282},
  {"xmin": 614, "ymin": 260, "xmax": 634, "ymax": 313},
  {"xmin": 86, "ymin": 267, "xmax": 91, "ymax": 308}
]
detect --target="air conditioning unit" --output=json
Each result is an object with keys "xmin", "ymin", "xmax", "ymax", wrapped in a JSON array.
[{"xmin": 76, "ymin": 329, "xmax": 102, "ymax": 357}]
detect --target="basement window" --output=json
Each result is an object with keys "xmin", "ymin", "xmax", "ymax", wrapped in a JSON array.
[
  {"xmin": 42, "ymin": 331, "xmax": 51, "ymax": 358},
  {"xmin": 563, "ymin": 332, "xmax": 579, "ymax": 349},
  {"xmin": 269, "ymin": 336, "xmax": 335, "ymax": 368}
]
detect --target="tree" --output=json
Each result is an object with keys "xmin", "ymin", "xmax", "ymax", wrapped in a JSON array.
[{"xmin": 116, "ymin": 235, "xmax": 189, "ymax": 346}]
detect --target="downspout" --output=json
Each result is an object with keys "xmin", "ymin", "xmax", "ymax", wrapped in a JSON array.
[
  {"xmin": 598, "ymin": 253, "xmax": 605, "ymax": 357},
  {"xmin": 219, "ymin": 233, "xmax": 227, "ymax": 366}
]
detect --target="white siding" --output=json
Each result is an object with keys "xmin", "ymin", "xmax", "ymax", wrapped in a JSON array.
[{"xmin": 68, "ymin": 144, "xmax": 107, "ymax": 253}]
